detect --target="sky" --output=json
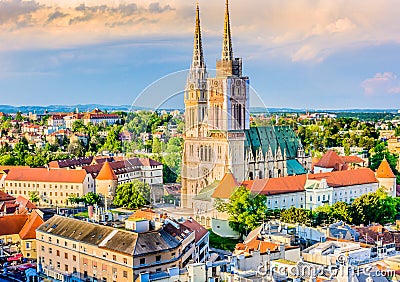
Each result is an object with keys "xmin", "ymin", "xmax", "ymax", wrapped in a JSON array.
[{"xmin": 0, "ymin": 0, "xmax": 400, "ymax": 109}]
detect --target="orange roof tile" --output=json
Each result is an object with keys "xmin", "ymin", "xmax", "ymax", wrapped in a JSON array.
[
  {"xmin": 0, "ymin": 215, "xmax": 27, "ymax": 236},
  {"xmin": 0, "ymin": 191, "xmax": 15, "ymax": 202},
  {"xmin": 182, "ymin": 218, "xmax": 208, "ymax": 243},
  {"xmin": 376, "ymin": 159, "xmax": 396, "ymax": 178},
  {"xmin": 15, "ymin": 196, "xmax": 37, "ymax": 210},
  {"xmin": 4, "ymin": 167, "xmax": 88, "ymax": 183},
  {"xmin": 19, "ymin": 210, "xmax": 44, "ymax": 240},
  {"xmin": 341, "ymin": 155, "xmax": 365, "ymax": 164},
  {"xmin": 235, "ymin": 236, "xmax": 280, "ymax": 254},
  {"xmin": 315, "ymin": 150, "xmax": 346, "ymax": 170},
  {"xmin": 211, "ymin": 172, "xmax": 239, "ymax": 199},
  {"xmin": 308, "ymin": 168, "xmax": 378, "ymax": 187},
  {"xmin": 130, "ymin": 209, "xmax": 158, "ymax": 221},
  {"xmin": 243, "ymin": 175, "xmax": 307, "ymax": 196},
  {"xmin": 96, "ymin": 161, "xmax": 118, "ymax": 181}
]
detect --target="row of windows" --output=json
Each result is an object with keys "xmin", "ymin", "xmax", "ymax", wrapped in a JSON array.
[
  {"xmin": 7, "ymin": 190, "xmax": 79, "ymax": 198},
  {"xmin": 6, "ymin": 182, "xmax": 80, "ymax": 189}
]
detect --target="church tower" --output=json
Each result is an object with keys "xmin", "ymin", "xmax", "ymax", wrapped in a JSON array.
[{"xmin": 181, "ymin": 0, "xmax": 249, "ymax": 209}]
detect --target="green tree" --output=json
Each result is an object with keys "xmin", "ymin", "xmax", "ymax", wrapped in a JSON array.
[
  {"xmin": 68, "ymin": 140, "xmax": 86, "ymax": 157},
  {"xmin": 331, "ymin": 201, "xmax": 352, "ymax": 222},
  {"xmin": 72, "ymin": 120, "xmax": 86, "ymax": 133},
  {"xmin": 351, "ymin": 188, "xmax": 398, "ymax": 225},
  {"xmin": 82, "ymin": 192, "xmax": 101, "ymax": 205},
  {"xmin": 152, "ymin": 137, "xmax": 162, "ymax": 154},
  {"xmin": 369, "ymin": 142, "xmax": 399, "ymax": 174},
  {"xmin": 28, "ymin": 191, "xmax": 40, "ymax": 203},
  {"xmin": 113, "ymin": 181, "xmax": 151, "ymax": 209},
  {"xmin": 101, "ymin": 126, "xmax": 122, "ymax": 153},
  {"xmin": 215, "ymin": 186, "xmax": 268, "ymax": 239},
  {"xmin": 280, "ymin": 207, "xmax": 313, "ymax": 226},
  {"xmin": 67, "ymin": 194, "xmax": 81, "ymax": 206}
]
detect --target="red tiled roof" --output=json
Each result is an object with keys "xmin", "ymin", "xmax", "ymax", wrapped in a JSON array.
[
  {"xmin": 0, "ymin": 191, "xmax": 15, "ymax": 202},
  {"xmin": 211, "ymin": 172, "xmax": 239, "ymax": 199},
  {"xmin": 0, "ymin": 215, "xmax": 27, "ymax": 236},
  {"xmin": 4, "ymin": 167, "xmax": 88, "ymax": 183},
  {"xmin": 139, "ymin": 158, "xmax": 162, "ymax": 166},
  {"xmin": 96, "ymin": 161, "xmax": 118, "ymax": 181},
  {"xmin": 130, "ymin": 209, "xmax": 158, "ymax": 221},
  {"xmin": 15, "ymin": 196, "xmax": 37, "ymax": 210},
  {"xmin": 243, "ymin": 175, "xmax": 306, "ymax": 196},
  {"xmin": 376, "ymin": 159, "xmax": 396, "ymax": 178},
  {"xmin": 341, "ymin": 155, "xmax": 365, "ymax": 164},
  {"xmin": 235, "ymin": 236, "xmax": 280, "ymax": 255},
  {"xmin": 315, "ymin": 150, "xmax": 347, "ymax": 170},
  {"xmin": 307, "ymin": 168, "xmax": 378, "ymax": 187},
  {"xmin": 19, "ymin": 210, "xmax": 44, "ymax": 240},
  {"xmin": 182, "ymin": 218, "xmax": 208, "ymax": 243}
]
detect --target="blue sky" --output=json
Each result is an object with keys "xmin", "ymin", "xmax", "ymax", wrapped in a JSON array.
[{"xmin": 0, "ymin": 0, "xmax": 400, "ymax": 109}]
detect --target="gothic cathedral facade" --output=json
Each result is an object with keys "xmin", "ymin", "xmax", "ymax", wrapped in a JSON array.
[{"xmin": 181, "ymin": 1, "xmax": 310, "ymax": 209}]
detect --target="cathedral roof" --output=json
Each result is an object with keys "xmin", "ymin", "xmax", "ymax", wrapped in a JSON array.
[
  {"xmin": 211, "ymin": 172, "xmax": 238, "ymax": 199},
  {"xmin": 286, "ymin": 159, "xmax": 308, "ymax": 175},
  {"xmin": 376, "ymin": 159, "xmax": 396, "ymax": 178},
  {"xmin": 245, "ymin": 126, "xmax": 302, "ymax": 160}
]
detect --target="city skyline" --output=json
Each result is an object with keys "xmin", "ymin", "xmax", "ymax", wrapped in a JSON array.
[{"xmin": 0, "ymin": 0, "xmax": 400, "ymax": 109}]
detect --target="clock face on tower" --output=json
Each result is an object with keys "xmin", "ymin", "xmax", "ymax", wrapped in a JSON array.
[{"xmin": 190, "ymin": 84, "xmax": 195, "ymax": 90}]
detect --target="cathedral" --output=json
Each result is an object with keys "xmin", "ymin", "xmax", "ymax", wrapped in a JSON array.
[{"xmin": 181, "ymin": 1, "xmax": 310, "ymax": 209}]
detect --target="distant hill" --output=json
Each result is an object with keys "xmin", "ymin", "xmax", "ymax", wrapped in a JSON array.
[{"xmin": 0, "ymin": 104, "xmax": 397, "ymax": 114}]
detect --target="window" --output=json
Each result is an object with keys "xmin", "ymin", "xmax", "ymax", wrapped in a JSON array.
[
  {"xmin": 56, "ymin": 250, "xmax": 60, "ymax": 256},
  {"xmin": 123, "ymin": 258, "xmax": 127, "ymax": 264},
  {"xmin": 49, "ymin": 259, "xmax": 52, "ymax": 266},
  {"xmin": 171, "ymin": 253, "xmax": 175, "ymax": 258},
  {"xmin": 57, "ymin": 262, "xmax": 60, "ymax": 269},
  {"xmin": 73, "ymin": 243, "xmax": 77, "ymax": 249},
  {"xmin": 112, "ymin": 255, "xmax": 116, "ymax": 261},
  {"xmin": 64, "ymin": 253, "xmax": 68, "ymax": 259},
  {"xmin": 41, "ymin": 246, "xmax": 44, "ymax": 252},
  {"xmin": 317, "ymin": 196, "xmax": 320, "ymax": 202},
  {"xmin": 73, "ymin": 267, "xmax": 77, "ymax": 273},
  {"xmin": 140, "ymin": 258, "xmax": 146, "ymax": 265},
  {"xmin": 156, "ymin": 255, "xmax": 161, "ymax": 262},
  {"xmin": 49, "ymin": 248, "xmax": 53, "ymax": 254},
  {"xmin": 48, "ymin": 236, "xmax": 52, "ymax": 242},
  {"xmin": 123, "ymin": 271, "xmax": 127, "ymax": 278},
  {"xmin": 73, "ymin": 255, "xmax": 77, "ymax": 262},
  {"xmin": 64, "ymin": 241, "xmax": 67, "ymax": 247},
  {"xmin": 65, "ymin": 265, "xmax": 68, "ymax": 272}
]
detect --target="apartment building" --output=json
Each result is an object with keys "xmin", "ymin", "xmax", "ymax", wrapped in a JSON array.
[
  {"xmin": 36, "ymin": 216, "xmax": 198, "ymax": 282},
  {"xmin": 1, "ymin": 167, "xmax": 95, "ymax": 205}
]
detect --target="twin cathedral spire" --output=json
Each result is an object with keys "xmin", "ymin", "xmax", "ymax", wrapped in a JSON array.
[{"xmin": 188, "ymin": 0, "xmax": 234, "ymax": 82}]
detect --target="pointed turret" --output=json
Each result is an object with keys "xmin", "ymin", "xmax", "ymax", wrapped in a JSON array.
[
  {"xmin": 192, "ymin": 2, "xmax": 205, "ymax": 69},
  {"xmin": 222, "ymin": 0, "xmax": 233, "ymax": 61},
  {"xmin": 187, "ymin": 1, "xmax": 207, "ymax": 87},
  {"xmin": 376, "ymin": 158, "xmax": 397, "ymax": 197}
]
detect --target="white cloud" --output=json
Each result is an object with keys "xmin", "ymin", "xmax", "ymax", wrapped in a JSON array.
[
  {"xmin": 0, "ymin": 0, "xmax": 400, "ymax": 63},
  {"xmin": 361, "ymin": 72, "xmax": 400, "ymax": 95}
]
